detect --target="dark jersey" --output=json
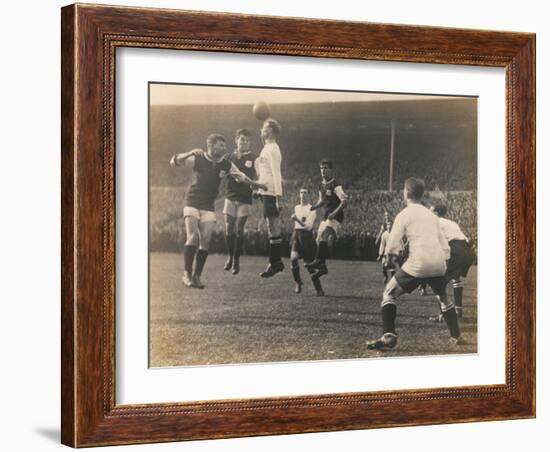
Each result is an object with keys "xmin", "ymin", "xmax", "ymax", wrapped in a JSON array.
[
  {"xmin": 225, "ymin": 151, "xmax": 256, "ymax": 204},
  {"xmin": 319, "ymin": 178, "xmax": 345, "ymax": 223},
  {"xmin": 184, "ymin": 152, "xmax": 232, "ymax": 211}
]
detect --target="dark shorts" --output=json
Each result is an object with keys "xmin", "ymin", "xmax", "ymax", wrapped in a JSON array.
[
  {"xmin": 395, "ymin": 268, "xmax": 447, "ymax": 296},
  {"xmin": 262, "ymin": 195, "xmax": 280, "ymax": 218},
  {"xmin": 291, "ymin": 229, "xmax": 316, "ymax": 263},
  {"xmin": 446, "ymin": 240, "xmax": 476, "ymax": 280}
]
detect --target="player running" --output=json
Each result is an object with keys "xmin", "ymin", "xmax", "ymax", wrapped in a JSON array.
[
  {"xmin": 223, "ymin": 128, "xmax": 257, "ymax": 275},
  {"xmin": 367, "ymin": 178, "xmax": 463, "ymax": 350},
  {"xmin": 256, "ymin": 118, "xmax": 285, "ymax": 278},
  {"xmin": 290, "ymin": 188, "xmax": 325, "ymax": 296},
  {"xmin": 429, "ymin": 204, "xmax": 476, "ymax": 321},
  {"xmin": 305, "ymin": 159, "xmax": 348, "ymax": 279},
  {"xmin": 170, "ymin": 133, "xmax": 266, "ymax": 289}
]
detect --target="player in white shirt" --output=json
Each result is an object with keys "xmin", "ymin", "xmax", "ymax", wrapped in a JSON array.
[
  {"xmin": 290, "ymin": 188, "xmax": 324, "ymax": 296},
  {"xmin": 255, "ymin": 119, "xmax": 285, "ymax": 278},
  {"xmin": 367, "ymin": 178, "xmax": 463, "ymax": 350},
  {"xmin": 430, "ymin": 204, "xmax": 476, "ymax": 320},
  {"xmin": 377, "ymin": 221, "xmax": 395, "ymax": 284}
]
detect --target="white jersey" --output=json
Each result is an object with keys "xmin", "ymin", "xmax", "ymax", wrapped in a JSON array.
[
  {"xmin": 387, "ymin": 203, "xmax": 450, "ymax": 278},
  {"xmin": 379, "ymin": 230, "xmax": 390, "ymax": 256},
  {"xmin": 256, "ymin": 142, "xmax": 282, "ymax": 197},
  {"xmin": 438, "ymin": 217, "xmax": 468, "ymax": 242},
  {"xmin": 294, "ymin": 204, "xmax": 316, "ymax": 231}
]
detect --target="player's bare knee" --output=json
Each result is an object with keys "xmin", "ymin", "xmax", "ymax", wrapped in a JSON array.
[
  {"xmin": 199, "ymin": 237, "xmax": 212, "ymax": 250},
  {"xmin": 185, "ymin": 233, "xmax": 199, "ymax": 247}
]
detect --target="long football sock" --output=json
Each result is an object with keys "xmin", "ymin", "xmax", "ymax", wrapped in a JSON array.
[
  {"xmin": 234, "ymin": 235, "xmax": 243, "ymax": 259},
  {"xmin": 291, "ymin": 260, "xmax": 302, "ymax": 284},
  {"xmin": 442, "ymin": 306, "xmax": 461, "ymax": 338},
  {"xmin": 194, "ymin": 249, "xmax": 209, "ymax": 276},
  {"xmin": 316, "ymin": 241, "xmax": 328, "ymax": 263},
  {"xmin": 453, "ymin": 281, "xmax": 464, "ymax": 308},
  {"xmin": 183, "ymin": 245, "xmax": 197, "ymax": 274},
  {"xmin": 269, "ymin": 236, "xmax": 282, "ymax": 264},
  {"xmin": 226, "ymin": 233, "xmax": 235, "ymax": 257},
  {"xmin": 381, "ymin": 303, "xmax": 397, "ymax": 334},
  {"xmin": 311, "ymin": 273, "xmax": 323, "ymax": 292}
]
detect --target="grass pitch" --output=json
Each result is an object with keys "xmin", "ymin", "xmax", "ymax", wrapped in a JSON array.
[{"xmin": 149, "ymin": 253, "xmax": 477, "ymax": 367}]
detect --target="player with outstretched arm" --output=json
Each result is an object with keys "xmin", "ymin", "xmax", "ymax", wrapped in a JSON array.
[{"xmin": 170, "ymin": 133, "xmax": 266, "ymax": 289}]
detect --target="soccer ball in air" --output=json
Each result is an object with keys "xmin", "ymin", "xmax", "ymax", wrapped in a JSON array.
[{"xmin": 252, "ymin": 101, "xmax": 271, "ymax": 121}]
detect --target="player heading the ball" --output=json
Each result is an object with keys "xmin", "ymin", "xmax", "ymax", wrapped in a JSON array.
[
  {"xmin": 169, "ymin": 133, "xmax": 266, "ymax": 289},
  {"xmin": 255, "ymin": 118, "xmax": 285, "ymax": 278}
]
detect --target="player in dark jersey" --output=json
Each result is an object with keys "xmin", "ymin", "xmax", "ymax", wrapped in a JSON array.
[
  {"xmin": 222, "ymin": 129, "xmax": 257, "ymax": 275},
  {"xmin": 170, "ymin": 133, "xmax": 266, "ymax": 289},
  {"xmin": 305, "ymin": 160, "xmax": 348, "ymax": 279}
]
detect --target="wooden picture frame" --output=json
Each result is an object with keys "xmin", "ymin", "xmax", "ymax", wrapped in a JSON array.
[{"xmin": 61, "ymin": 3, "xmax": 535, "ymax": 447}]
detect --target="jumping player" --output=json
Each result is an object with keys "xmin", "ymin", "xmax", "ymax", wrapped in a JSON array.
[
  {"xmin": 290, "ymin": 188, "xmax": 325, "ymax": 296},
  {"xmin": 430, "ymin": 204, "xmax": 476, "ymax": 320},
  {"xmin": 169, "ymin": 134, "xmax": 266, "ymax": 289},
  {"xmin": 306, "ymin": 159, "xmax": 348, "ymax": 278},
  {"xmin": 255, "ymin": 118, "xmax": 285, "ymax": 278},
  {"xmin": 367, "ymin": 178, "xmax": 463, "ymax": 350},
  {"xmin": 223, "ymin": 128, "xmax": 257, "ymax": 275}
]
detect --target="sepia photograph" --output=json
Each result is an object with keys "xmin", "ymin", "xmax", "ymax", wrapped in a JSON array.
[{"xmin": 148, "ymin": 82, "xmax": 478, "ymax": 367}]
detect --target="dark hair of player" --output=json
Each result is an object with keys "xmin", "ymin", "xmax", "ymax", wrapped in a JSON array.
[
  {"xmin": 263, "ymin": 118, "xmax": 281, "ymax": 135},
  {"xmin": 235, "ymin": 128, "xmax": 252, "ymax": 139},
  {"xmin": 206, "ymin": 133, "xmax": 226, "ymax": 147},
  {"xmin": 319, "ymin": 159, "xmax": 333, "ymax": 168},
  {"xmin": 404, "ymin": 177, "xmax": 425, "ymax": 200},
  {"xmin": 433, "ymin": 204, "xmax": 447, "ymax": 217}
]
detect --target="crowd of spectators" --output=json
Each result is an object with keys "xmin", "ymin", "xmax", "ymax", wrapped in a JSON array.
[{"xmin": 150, "ymin": 186, "xmax": 477, "ymax": 260}]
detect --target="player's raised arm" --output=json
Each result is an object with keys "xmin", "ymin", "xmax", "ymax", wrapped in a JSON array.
[
  {"xmin": 169, "ymin": 149, "xmax": 202, "ymax": 167},
  {"xmin": 228, "ymin": 163, "xmax": 267, "ymax": 191}
]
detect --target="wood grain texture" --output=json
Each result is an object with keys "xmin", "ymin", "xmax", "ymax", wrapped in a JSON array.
[{"xmin": 60, "ymin": 3, "xmax": 536, "ymax": 447}]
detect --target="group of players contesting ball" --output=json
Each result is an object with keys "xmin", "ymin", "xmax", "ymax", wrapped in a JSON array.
[{"xmin": 168, "ymin": 101, "xmax": 476, "ymax": 350}]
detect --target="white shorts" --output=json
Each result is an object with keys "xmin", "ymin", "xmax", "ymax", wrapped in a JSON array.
[
  {"xmin": 183, "ymin": 206, "xmax": 216, "ymax": 223},
  {"xmin": 223, "ymin": 198, "xmax": 251, "ymax": 218},
  {"xmin": 317, "ymin": 219, "xmax": 341, "ymax": 239}
]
